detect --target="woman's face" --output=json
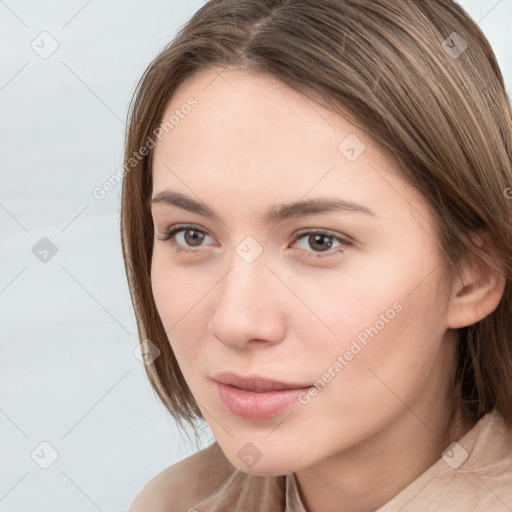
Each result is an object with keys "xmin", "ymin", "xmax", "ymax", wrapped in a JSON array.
[{"xmin": 150, "ymin": 67, "xmax": 458, "ymax": 475}]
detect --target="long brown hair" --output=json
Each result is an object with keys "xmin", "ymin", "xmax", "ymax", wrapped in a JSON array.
[{"xmin": 121, "ymin": 0, "xmax": 512, "ymax": 470}]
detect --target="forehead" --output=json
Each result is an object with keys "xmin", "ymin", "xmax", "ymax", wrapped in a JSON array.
[
  {"xmin": 158, "ymin": 67, "xmax": 377, "ymax": 156},
  {"xmin": 154, "ymin": 68, "xmax": 394, "ymax": 175},
  {"xmin": 150, "ymin": 67, "xmax": 432, "ymax": 232}
]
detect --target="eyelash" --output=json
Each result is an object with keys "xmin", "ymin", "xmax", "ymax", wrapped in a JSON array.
[{"xmin": 157, "ymin": 224, "xmax": 352, "ymax": 260}]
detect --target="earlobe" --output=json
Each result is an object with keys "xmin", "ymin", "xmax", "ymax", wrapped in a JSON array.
[{"xmin": 446, "ymin": 233, "xmax": 506, "ymax": 329}]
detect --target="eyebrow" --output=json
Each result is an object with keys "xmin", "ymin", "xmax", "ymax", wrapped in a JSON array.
[{"xmin": 149, "ymin": 190, "xmax": 376, "ymax": 223}]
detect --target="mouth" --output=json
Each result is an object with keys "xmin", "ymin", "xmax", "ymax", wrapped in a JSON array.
[{"xmin": 212, "ymin": 372, "xmax": 313, "ymax": 420}]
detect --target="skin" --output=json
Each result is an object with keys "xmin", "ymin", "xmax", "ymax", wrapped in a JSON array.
[{"xmin": 149, "ymin": 67, "xmax": 504, "ymax": 512}]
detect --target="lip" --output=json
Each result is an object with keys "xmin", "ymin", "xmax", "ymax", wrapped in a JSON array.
[{"xmin": 213, "ymin": 372, "xmax": 313, "ymax": 421}]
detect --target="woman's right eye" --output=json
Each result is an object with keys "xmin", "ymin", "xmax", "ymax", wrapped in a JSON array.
[{"xmin": 157, "ymin": 225, "xmax": 214, "ymax": 254}]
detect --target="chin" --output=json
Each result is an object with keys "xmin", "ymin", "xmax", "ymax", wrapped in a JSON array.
[{"xmin": 219, "ymin": 442, "xmax": 306, "ymax": 477}]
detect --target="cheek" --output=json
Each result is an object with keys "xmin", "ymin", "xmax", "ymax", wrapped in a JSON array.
[
  {"xmin": 315, "ymin": 270, "xmax": 451, "ymax": 419},
  {"xmin": 150, "ymin": 256, "xmax": 173, "ymax": 324},
  {"xmin": 284, "ymin": 251, "xmax": 415, "ymax": 359},
  {"xmin": 150, "ymin": 250, "xmax": 202, "ymax": 325},
  {"xmin": 299, "ymin": 247, "xmax": 450, "ymax": 401},
  {"xmin": 150, "ymin": 254, "xmax": 212, "ymax": 367}
]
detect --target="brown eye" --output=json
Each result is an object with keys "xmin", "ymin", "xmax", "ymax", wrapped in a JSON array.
[
  {"xmin": 182, "ymin": 229, "xmax": 205, "ymax": 247},
  {"xmin": 157, "ymin": 225, "xmax": 213, "ymax": 253},
  {"xmin": 292, "ymin": 230, "xmax": 352, "ymax": 258},
  {"xmin": 306, "ymin": 233, "xmax": 334, "ymax": 252}
]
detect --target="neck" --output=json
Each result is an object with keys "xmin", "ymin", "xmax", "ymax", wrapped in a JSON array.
[{"xmin": 294, "ymin": 392, "xmax": 475, "ymax": 512}]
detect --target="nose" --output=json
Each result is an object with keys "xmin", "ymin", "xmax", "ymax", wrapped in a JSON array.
[{"xmin": 207, "ymin": 248, "xmax": 286, "ymax": 351}]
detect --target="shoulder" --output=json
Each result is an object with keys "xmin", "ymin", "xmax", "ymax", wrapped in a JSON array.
[{"xmin": 129, "ymin": 442, "xmax": 235, "ymax": 512}]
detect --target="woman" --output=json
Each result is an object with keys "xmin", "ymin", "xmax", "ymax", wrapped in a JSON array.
[{"xmin": 122, "ymin": 0, "xmax": 512, "ymax": 510}]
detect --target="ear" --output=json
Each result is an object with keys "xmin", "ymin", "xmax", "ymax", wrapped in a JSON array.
[{"xmin": 446, "ymin": 232, "xmax": 506, "ymax": 329}]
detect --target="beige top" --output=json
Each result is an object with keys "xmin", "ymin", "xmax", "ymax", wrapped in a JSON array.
[
  {"xmin": 284, "ymin": 410, "xmax": 512, "ymax": 511},
  {"xmin": 130, "ymin": 409, "xmax": 512, "ymax": 512}
]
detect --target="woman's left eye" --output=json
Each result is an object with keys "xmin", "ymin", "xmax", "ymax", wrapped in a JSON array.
[
  {"xmin": 157, "ymin": 225, "xmax": 351, "ymax": 258},
  {"xmin": 291, "ymin": 230, "xmax": 351, "ymax": 258}
]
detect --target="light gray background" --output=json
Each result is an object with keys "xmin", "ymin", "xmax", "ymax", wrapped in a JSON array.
[{"xmin": 1, "ymin": 1, "xmax": 510, "ymax": 510}]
